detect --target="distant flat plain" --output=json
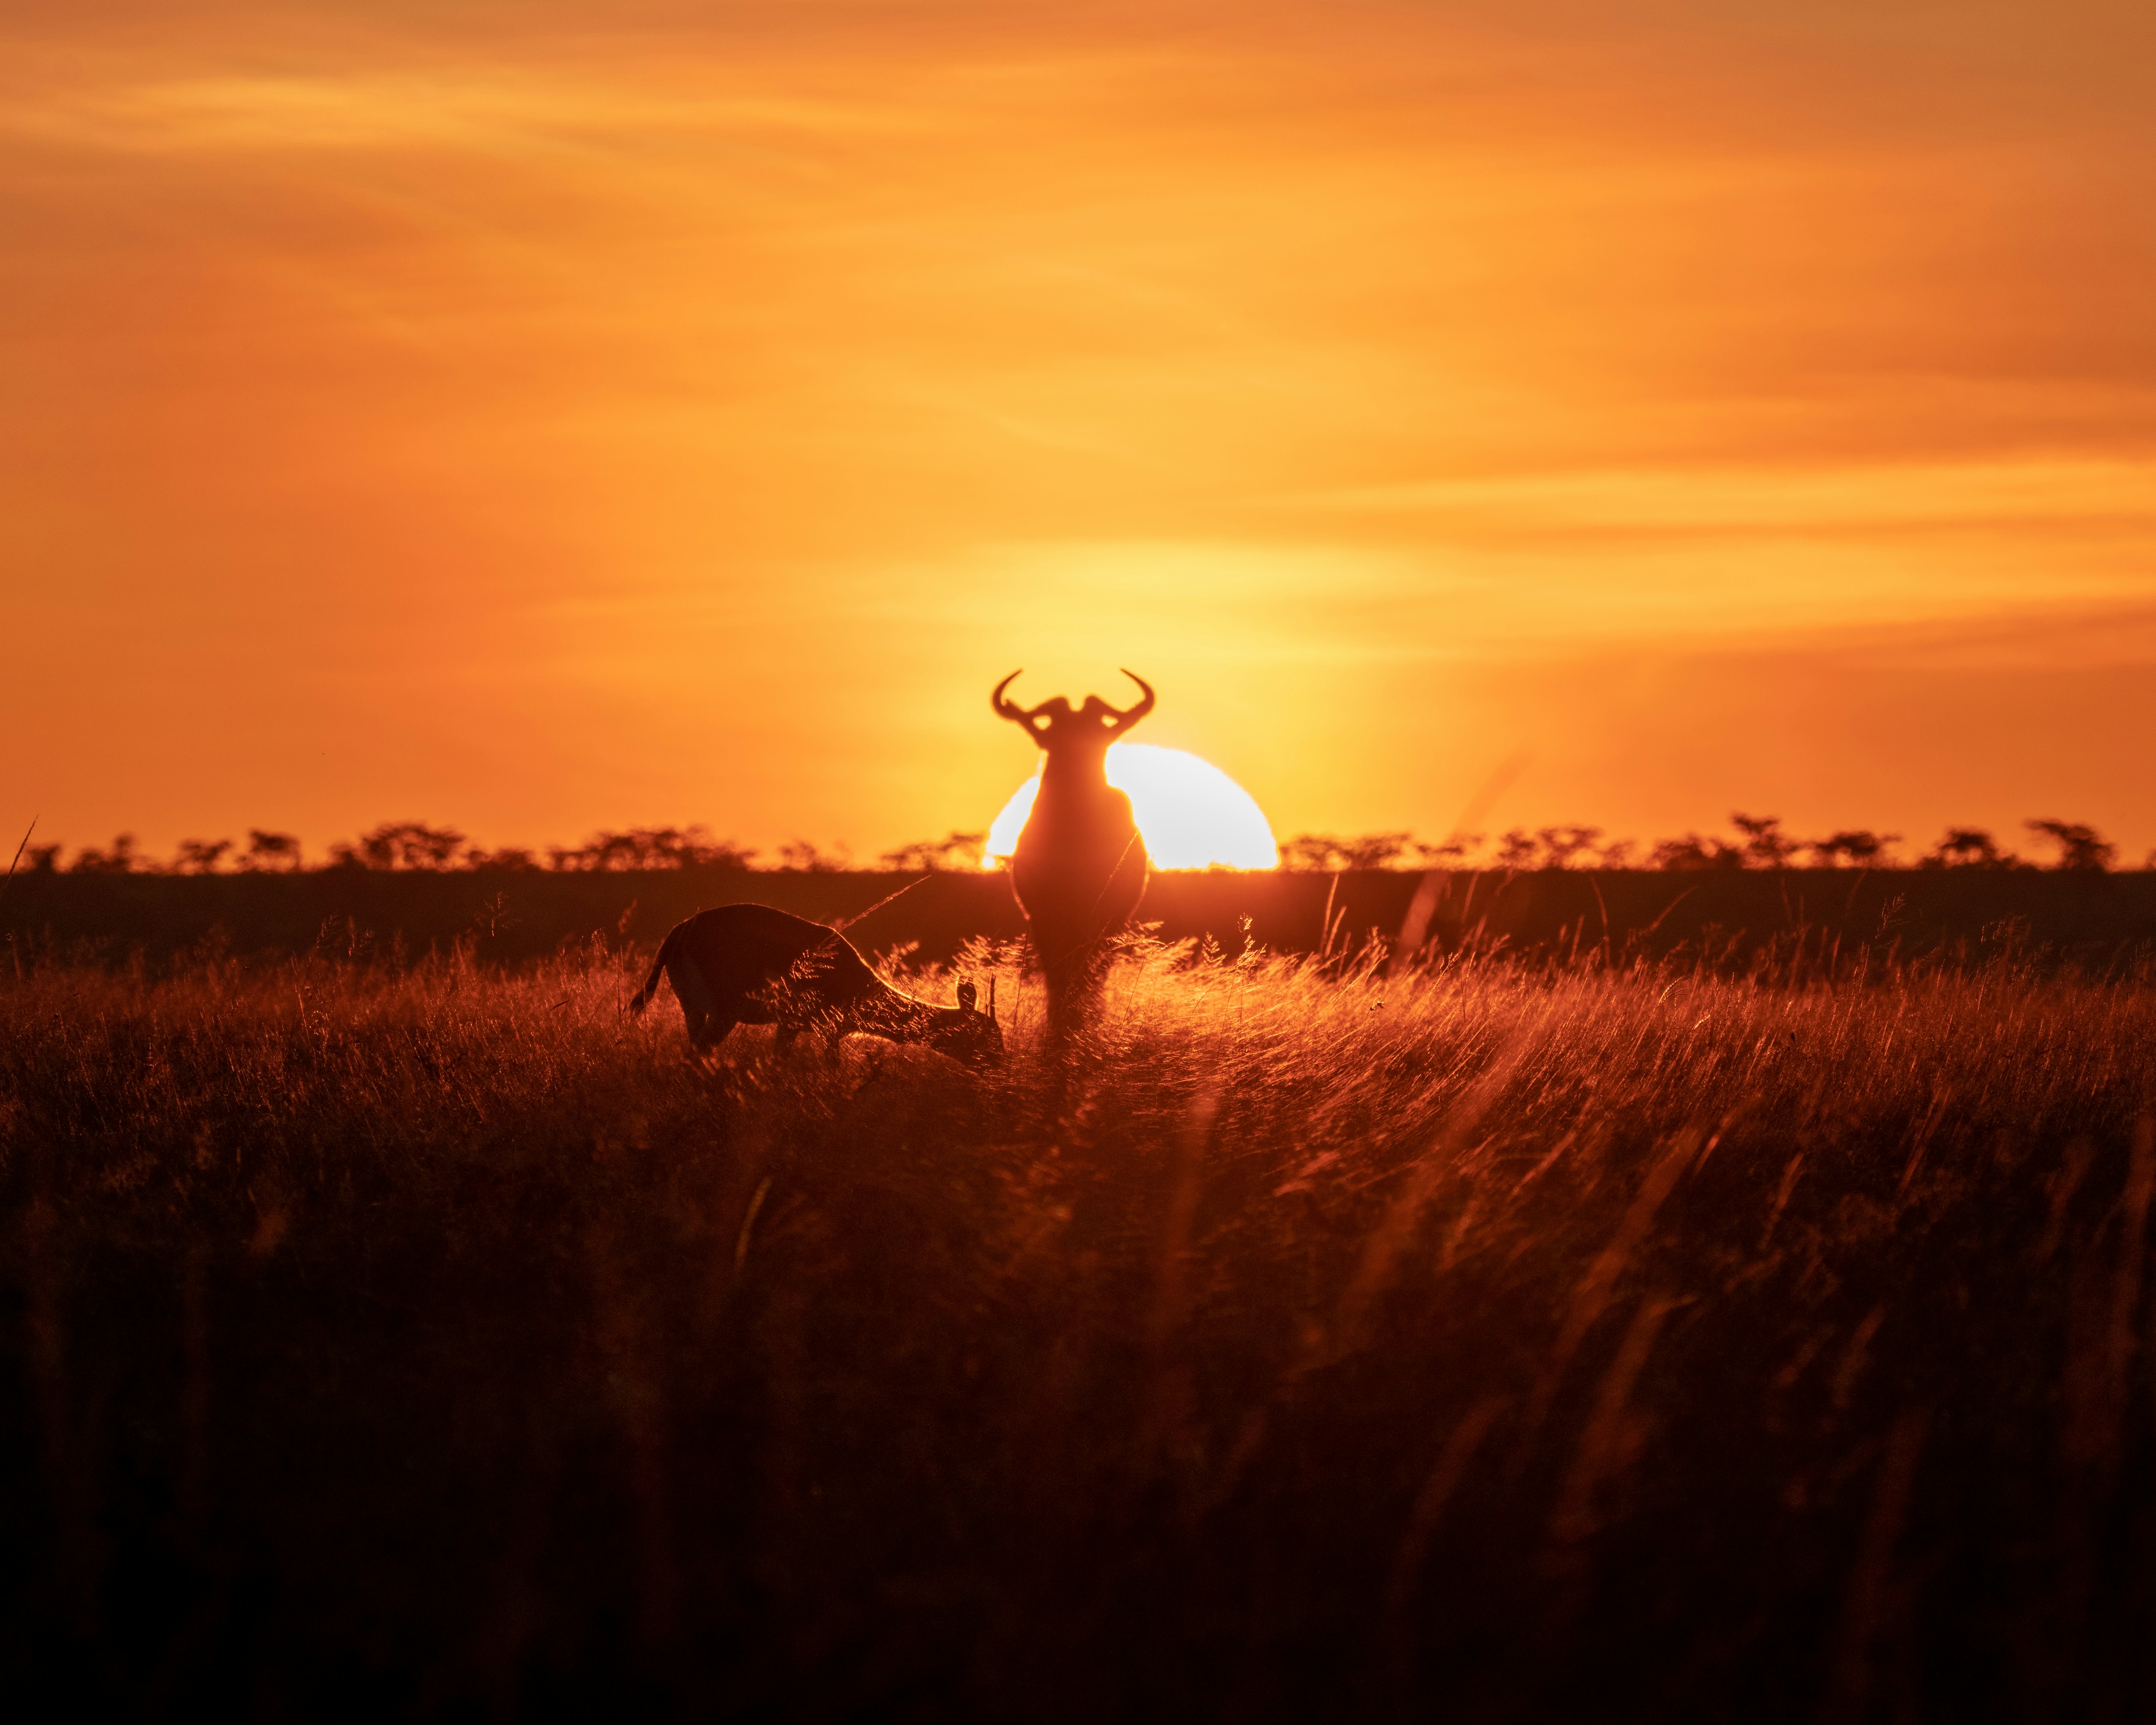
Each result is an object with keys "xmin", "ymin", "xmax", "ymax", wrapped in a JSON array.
[{"xmin": 8, "ymin": 865, "xmax": 2156, "ymax": 974}]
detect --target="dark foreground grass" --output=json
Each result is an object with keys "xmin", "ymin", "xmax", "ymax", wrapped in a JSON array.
[{"xmin": 3, "ymin": 942, "xmax": 2154, "ymax": 1720}]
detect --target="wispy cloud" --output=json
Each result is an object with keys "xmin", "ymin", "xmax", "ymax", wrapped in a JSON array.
[
  {"xmin": 3, "ymin": 68, "xmax": 934, "ymax": 155},
  {"xmin": 1277, "ymin": 458, "xmax": 2156, "ymax": 539}
]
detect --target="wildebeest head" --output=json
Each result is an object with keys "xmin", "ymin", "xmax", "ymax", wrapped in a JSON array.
[{"xmin": 993, "ymin": 670, "xmax": 1154, "ymax": 757}]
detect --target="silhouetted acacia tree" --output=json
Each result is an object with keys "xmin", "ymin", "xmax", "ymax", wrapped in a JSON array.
[
  {"xmin": 1731, "ymin": 813, "xmax": 1803, "ymax": 868},
  {"xmin": 1413, "ymin": 833, "xmax": 1485, "ymax": 867},
  {"xmin": 174, "ymin": 839, "xmax": 233, "ymax": 874},
  {"xmin": 1279, "ymin": 833, "xmax": 1418, "ymax": 871},
  {"xmin": 1494, "ymin": 829, "xmax": 1541, "ymax": 869},
  {"xmin": 775, "ymin": 839, "xmax": 852, "ymax": 873},
  {"xmin": 1279, "ymin": 835, "xmax": 1323, "ymax": 870},
  {"xmin": 1536, "ymin": 825, "xmax": 1604, "ymax": 869},
  {"xmin": 1649, "ymin": 834, "xmax": 1746, "ymax": 871},
  {"xmin": 1809, "ymin": 830, "xmax": 1900, "ymax": 868},
  {"xmin": 1345, "ymin": 833, "xmax": 1414, "ymax": 868},
  {"xmin": 1919, "ymin": 828, "xmax": 2011, "ymax": 869},
  {"xmin": 330, "ymin": 822, "xmax": 467, "ymax": 871},
  {"xmin": 681, "ymin": 832, "xmax": 759, "ymax": 869},
  {"xmin": 241, "ymin": 831, "xmax": 303, "ymax": 872},
  {"xmin": 69, "ymin": 835, "xmax": 143, "ymax": 874},
  {"xmin": 2025, "ymin": 819, "xmax": 2116, "ymax": 872},
  {"xmin": 1278, "ymin": 835, "xmax": 1334, "ymax": 871},
  {"xmin": 878, "ymin": 831, "xmax": 988, "ymax": 872},
  {"xmin": 547, "ymin": 827, "xmax": 758, "ymax": 871}
]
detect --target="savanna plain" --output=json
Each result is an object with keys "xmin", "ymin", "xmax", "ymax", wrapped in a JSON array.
[{"xmin": 5, "ymin": 932, "xmax": 2154, "ymax": 1721}]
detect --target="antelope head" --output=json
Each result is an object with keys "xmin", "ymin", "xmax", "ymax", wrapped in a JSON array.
[{"xmin": 929, "ymin": 975, "xmax": 1004, "ymax": 1065}]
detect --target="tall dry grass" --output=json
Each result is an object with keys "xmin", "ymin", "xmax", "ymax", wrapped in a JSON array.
[{"xmin": 3, "ymin": 939, "xmax": 2154, "ymax": 1719}]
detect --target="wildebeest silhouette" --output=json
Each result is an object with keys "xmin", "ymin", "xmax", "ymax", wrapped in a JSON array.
[
  {"xmin": 993, "ymin": 668, "xmax": 1155, "ymax": 1024},
  {"xmin": 630, "ymin": 903, "xmax": 1002, "ymax": 1065}
]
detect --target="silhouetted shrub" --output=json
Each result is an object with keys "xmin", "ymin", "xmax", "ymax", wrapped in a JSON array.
[
  {"xmin": 1493, "ymin": 829, "xmax": 1540, "ymax": 869},
  {"xmin": 879, "ymin": 831, "xmax": 988, "ymax": 872},
  {"xmin": 1416, "ymin": 832, "xmax": 1485, "ymax": 866},
  {"xmin": 1731, "ymin": 812, "xmax": 1803, "ymax": 867},
  {"xmin": 1919, "ymin": 828, "xmax": 2013, "ymax": 869},
  {"xmin": 1810, "ymin": 829, "xmax": 1900, "ymax": 867},
  {"xmin": 774, "ymin": 838, "xmax": 852, "ymax": 873},
  {"xmin": 173, "ymin": 838, "xmax": 232, "ymax": 874},
  {"xmin": 240, "ymin": 831, "xmax": 304, "ymax": 872},
  {"xmin": 547, "ymin": 826, "xmax": 758, "ymax": 871},
  {"xmin": 328, "ymin": 822, "xmax": 467, "ymax": 871},
  {"xmin": 1649, "ymin": 834, "xmax": 1746, "ymax": 871},
  {"xmin": 1280, "ymin": 833, "xmax": 1418, "ymax": 871},
  {"xmin": 464, "ymin": 846, "xmax": 543, "ymax": 872},
  {"xmin": 2026, "ymin": 818, "xmax": 2116, "ymax": 872},
  {"xmin": 69, "ymin": 835, "xmax": 145, "ymax": 874},
  {"xmin": 1535, "ymin": 824, "xmax": 1604, "ymax": 868}
]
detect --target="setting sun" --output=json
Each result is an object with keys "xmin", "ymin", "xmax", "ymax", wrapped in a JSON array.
[{"xmin": 984, "ymin": 743, "xmax": 1278, "ymax": 871}]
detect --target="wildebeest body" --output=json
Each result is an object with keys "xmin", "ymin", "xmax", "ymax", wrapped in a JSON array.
[
  {"xmin": 993, "ymin": 668, "xmax": 1155, "ymax": 1024},
  {"xmin": 629, "ymin": 903, "xmax": 1000, "ymax": 1063},
  {"xmin": 1010, "ymin": 774, "xmax": 1148, "ymax": 977}
]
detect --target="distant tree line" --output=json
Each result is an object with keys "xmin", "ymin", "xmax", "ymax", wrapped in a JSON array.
[
  {"xmin": 11, "ymin": 822, "xmax": 985, "ymax": 877},
  {"xmin": 1277, "ymin": 814, "xmax": 2126, "ymax": 873},
  {"xmin": 7, "ymin": 815, "xmax": 2136, "ymax": 877}
]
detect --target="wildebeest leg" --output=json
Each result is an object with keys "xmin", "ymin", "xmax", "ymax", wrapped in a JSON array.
[
  {"xmin": 774, "ymin": 1023, "xmax": 852, "ymax": 1068},
  {"xmin": 1043, "ymin": 952, "xmax": 1110, "ymax": 1043},
  {"xmin": 691, "ymin": 1016, "xmax": 740, "ymax": 1055},
  {"xmin": 662, "ymin": 951, "xmax": 726, "ymax": 1051}
]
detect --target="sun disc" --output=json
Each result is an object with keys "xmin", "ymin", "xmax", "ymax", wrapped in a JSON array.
[{"xmin": 983, "ymin": 743, "xmax": 1277, "ymax": 871}]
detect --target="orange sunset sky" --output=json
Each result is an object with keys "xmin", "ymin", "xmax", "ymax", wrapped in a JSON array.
[{"xmin": 7, "ymin": 1, "xmax": 2155, "ymax": 862}]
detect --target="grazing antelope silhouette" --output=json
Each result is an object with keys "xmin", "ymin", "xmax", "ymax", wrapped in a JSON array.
[
  {"xmin": 993, "ymin": 668, "xmax": 1154, "ymax": 1024},
  {"xmin": 630, "ymin": 904, "xmax": 1002, "ymax": 1065}
]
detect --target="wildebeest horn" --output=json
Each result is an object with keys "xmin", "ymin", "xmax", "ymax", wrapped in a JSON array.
[
  {"xmin": 957, "ymin": 979, "xmax": 978, "ymax": 1013},
  {"xmin": 1108, "ymin": 669, "xmax": 1156, "ymax": 727},
  {"xmin": 992, "ymin": 670, "xmax": 1030, "ymax": 724}
]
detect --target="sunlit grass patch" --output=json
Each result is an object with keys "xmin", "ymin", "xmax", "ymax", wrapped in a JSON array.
[{"xmin": 2, "ymin": 943, "xmax": 2152, "ymax": 1716}]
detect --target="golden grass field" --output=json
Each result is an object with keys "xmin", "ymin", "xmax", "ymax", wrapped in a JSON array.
[{"xmin": 5, "ymin": 935, "xmax": 2154, "ymax": 1718}]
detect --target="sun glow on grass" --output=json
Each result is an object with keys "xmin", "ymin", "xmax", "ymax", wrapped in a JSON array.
[
  {"xmin": 8, "ymin": 925, "xmax": 2154, "ymax": 1710},
  {"xmin": 983, "ymin": 742, "xmax": 1279, "ymax": 870}
]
